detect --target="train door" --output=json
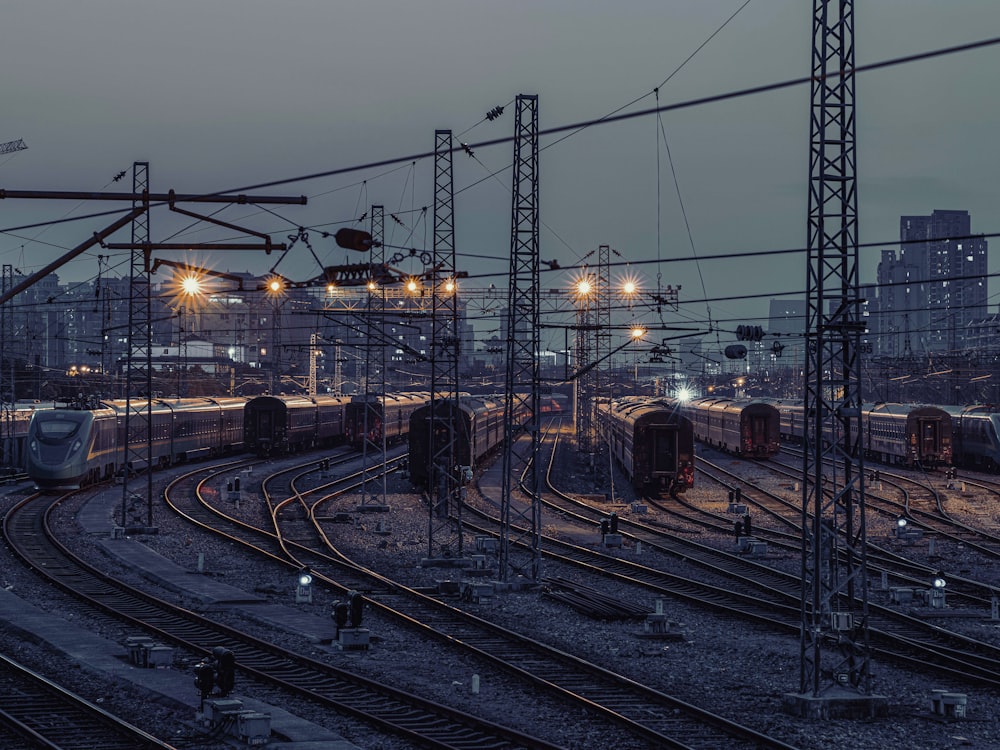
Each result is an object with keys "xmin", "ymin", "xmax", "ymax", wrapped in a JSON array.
[
  {"xmin": 918, "ymin": 418, "xmax": 939, "ymax": 462},
  {"xmin": 254, "ymin": 410, "xmax": 272, "ymax": 444},
  {"xmin": 750, "ymin": 415, "xmax": 768, "ymax": 452},
  {"xmin": 651, "ymin": 427, "xmax": 677, "ymax": 477}
]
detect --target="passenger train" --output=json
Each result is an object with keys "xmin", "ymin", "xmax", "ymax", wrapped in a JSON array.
[
  {"xmin": 941, "ymin": 405, "xmax": 1000, "ymax": 471},
  {"xmin": 681, "ymin": 397, "xmax": 781, "ymax": 459},
  {"xmin": 343, "ymin": 393, "xmax": 433, "ymax": 449},
  {"xmin": 768, "ymin": 400, "xmax": 952, "ymax": 468},
  {"xmin": 26, "ymin": 392, "xmax": 431, "ymax": 491},
  {"xmin": 407, "ymin": 393, "xmax": 544, "ymax": 489},
  {"xmin": 596, "ymin": 397, "xmax": 695, "ymax": 496}
]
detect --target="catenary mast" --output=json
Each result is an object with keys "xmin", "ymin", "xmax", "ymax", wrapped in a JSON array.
[
  {"xmin": 499, "ymin": 95, "xmax": 542, "ymax": 583},
  {"xmin": 787, "ymin": 0, "xmax": 885, "ymax": 718}
]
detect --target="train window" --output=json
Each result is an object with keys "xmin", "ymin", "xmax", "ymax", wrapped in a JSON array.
[{"xmin": 35, "ymin": 418, "xmax": 81, "ymax": 439}]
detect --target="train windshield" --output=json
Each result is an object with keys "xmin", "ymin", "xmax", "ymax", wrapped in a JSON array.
[{"xmin": 34, "ymin": 415, "xmax": 83, "ymax": 440}]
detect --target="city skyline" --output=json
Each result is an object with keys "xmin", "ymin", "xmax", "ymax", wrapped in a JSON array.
[{"xmin": 2, "ymin": 1, "xmax": 999, "ymax": 345}]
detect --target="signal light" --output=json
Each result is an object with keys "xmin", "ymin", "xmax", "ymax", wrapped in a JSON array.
[
  {"xmin": 736, "ymin": 324, "xmax": 764, "ymax": 341},
  {"xmin": 193, "ymin": 660, "xmax": 216, "ymax": 699},
  {"xmin": 212, "ymin": 647, "xmax": 236, "ymax": 696},
  {"xmin": 335, "ymin": 227, "xmax": 374, "ymax": 252}
]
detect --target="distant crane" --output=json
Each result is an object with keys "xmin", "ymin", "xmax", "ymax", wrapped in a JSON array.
[{"xmin": 0, "ymin": 139, "xmax": 27, "ymax": 155}]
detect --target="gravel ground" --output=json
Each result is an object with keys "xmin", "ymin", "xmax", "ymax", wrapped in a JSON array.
[{"xmin": 3, "ymin": 440, "xmax": 1000, "ymax": 750}]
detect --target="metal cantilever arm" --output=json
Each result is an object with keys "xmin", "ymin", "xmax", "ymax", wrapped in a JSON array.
[{"xmin": 0, "ymin": 207, "xmax": 145, "ymax": 306}]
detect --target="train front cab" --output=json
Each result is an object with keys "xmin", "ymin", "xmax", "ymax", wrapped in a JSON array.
[{"xmin": 27, "ymin": 408, "xmax": 112, "ymax": 490}]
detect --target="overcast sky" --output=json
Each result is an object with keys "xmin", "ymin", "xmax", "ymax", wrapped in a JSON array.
[{"xmin": 2, "ymin": 0, "xmax": 998, "ymax": 343}]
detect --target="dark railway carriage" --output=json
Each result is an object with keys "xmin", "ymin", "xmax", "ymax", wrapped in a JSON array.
[
  {"xmin": 408, "ymin": 394, "xmax": 527, "ymax": 489},
  {"xmin": 1, "ymin": 403, "xmax": 58, "ymax": 474},
  {"xmin": 244, "ymin": 394, "xmax": 348, "ymax": 456},
  {"xmin": 683, "ymin": 397, "xmax": 780, "ymax": 458},
  {"xmin": 861, "ymin": 403, "xmax": 952, "ymax": 468},
  {"xmin": 943, "ymin": 406, "xmax": 1000, "ymax": 470},
  {"xmin": 769, "ymin": 400, "xmax": 952, "ymax": 468},
  {"xmin": 345, "ymin": 392, "xmax": 429, "ymax": 448},
  {"xmin": 597, "ymin": 398, "xmax": 694, "ymax": 496}
]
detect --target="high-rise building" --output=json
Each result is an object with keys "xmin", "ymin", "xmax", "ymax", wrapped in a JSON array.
[{"xmin": 876, "ymin": 210, "xmax": 987, "ymax": 355}]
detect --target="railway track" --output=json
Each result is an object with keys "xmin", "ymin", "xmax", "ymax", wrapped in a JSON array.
[
  {"xmin": 3, "ymin": 486, "xmax": 563, "ymax": 750},
  {"xmin": 465, "ymin": 428, "xmax": 1000, "ymax": 690},
  {"xmin": 691, "ymin": 456, "xmax": 1000, "ymax": 608},
  {"xmin": 0, "ymin": 652, "xmax": 176, "ymax": 750},
  {"xmin": 166, "ymin": 446, "xmax": 801, "ymax": 750}
]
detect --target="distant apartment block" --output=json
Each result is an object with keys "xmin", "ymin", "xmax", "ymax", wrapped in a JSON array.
[{"xmin": 874, "ymin": 209, "xmax": 987, "ymax": 356}]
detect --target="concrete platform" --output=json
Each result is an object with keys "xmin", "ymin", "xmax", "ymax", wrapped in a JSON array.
[
  {"xmin": 81, "ymin": 486, "xmax": 337, "ymax": 644},
  {"xmin": 0, "ymin": 589, "xmax": 360, "ymax": 749}
]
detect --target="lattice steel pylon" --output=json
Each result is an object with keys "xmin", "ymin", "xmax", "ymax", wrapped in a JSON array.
[
  {"xmin": 426, "ymin": 133, "xmax": 464, "ymax": 561},
  {"xmin": 1, "ymin": 265, "xmax": 13, "ymax": 473},
  {"xmin": 121, "ymin": 161, "xmax": 154, "ymax": 529},
  {"xmin": 595, "ymin": 246, "xmax": 612, "ymax": 398},
  {"xmin": 499, "ymin": 95, "xmax": 542, "ymax": 583},
  {"xmin": 797, "ymin": 0, "xmax": 874, "ymax": 706},
  {"xmin": 573, "ymin": 277, "xmax": 596, "ymax": 456},
  {"xmin": 359, "ymin": 205, "xmax": 387, "ymax": 507}
]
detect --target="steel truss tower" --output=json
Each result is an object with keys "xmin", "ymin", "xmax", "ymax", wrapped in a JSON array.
[
  {"xmin": 574, "ymin": 282, "xmax": 595, "ymax": 456},
  {"xmin": 426, "ymin": 132, "xmax": 464, "ymax": 561},
  {"xmin": 359, "ymin": 206, "xmax": 387, "ymax": 506},
  {"xmin": 798, "ymin": 0, "xmax": 873, "ymax": 702},
  {"xmin": 594, "ymin": 245, "xmax": 612, "ymax": 440},
  {"xmin": 121, "ymin": 161, "xmax": 154, "ymax": 529},
  {"xmin": 1, "ymin": 265, "xmax": 13, "ymax": 473},
  {"xmin": 499, "ymin": 95, "xmax": 542, "ymax": 583}
]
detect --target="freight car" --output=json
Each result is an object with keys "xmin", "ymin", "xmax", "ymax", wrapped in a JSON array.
[
  {"xmin": 26, "ymin": 397, "xmax": 248, "ymax": 491},
  {"xmin": 407, "ymin": 393, "xmax": 541, "ymax": 489},
  {"xmin": 243, "ymin": 394, "xmax": 350, "ymax": 456},
  {"xmin": 682, "ymin": 397, "xmax": 780, "ymax": 458},
  {"xmin": 770, "ymin": 400, "xmax": 952, "ymax": 468},
  {"xmin": 596, "ymin": 397, "xmax": 695, "ymax": 496},
  {"xmin": 941, "ymin": 405, "xmax": 1000, "ymax": 471},
  {"xmin": 344, "ymin": 392, "xmax": 429, "ymax": 448}
]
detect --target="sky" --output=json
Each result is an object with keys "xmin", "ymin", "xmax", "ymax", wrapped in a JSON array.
[{"xmin": 2, "ymin": 0, "xmax": 999, "ymax": 352}]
